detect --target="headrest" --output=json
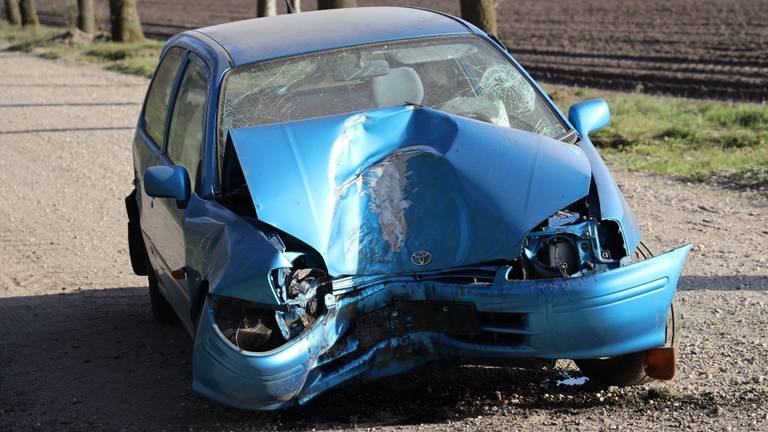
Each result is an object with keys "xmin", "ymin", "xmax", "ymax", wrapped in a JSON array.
[{"xmin": 372, "ymin": 67, "xmax": 424, "ymax": 108}]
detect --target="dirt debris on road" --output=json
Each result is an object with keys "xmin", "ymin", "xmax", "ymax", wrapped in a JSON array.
[{"xmin": 0, "ymin": 53, "xmax": 766, "ymax": 431}]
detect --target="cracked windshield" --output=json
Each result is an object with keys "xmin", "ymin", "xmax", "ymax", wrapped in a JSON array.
[{"xmin": 220, "ymin": 35, "xmax": 568, "ymax": 140}]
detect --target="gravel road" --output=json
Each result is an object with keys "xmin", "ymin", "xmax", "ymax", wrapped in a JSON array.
[{"xmin": 0, "ymin": 53, "xmax": 766, "ymax": 431}]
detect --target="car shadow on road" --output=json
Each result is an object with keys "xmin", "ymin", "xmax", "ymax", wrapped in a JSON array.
[{"xmin": 0, "ymin": 284, "xmax": 729, "ymax": 431}]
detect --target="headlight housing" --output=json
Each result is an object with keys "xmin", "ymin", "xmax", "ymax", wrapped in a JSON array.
[{"xmin": 212, "ymin": 267, "xmax": 331, "ymax": 352}]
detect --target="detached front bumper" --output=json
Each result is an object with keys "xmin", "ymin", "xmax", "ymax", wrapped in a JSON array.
[{"xmin": 192, "ymin": 245, "xmax": 690, "ymax": 410}]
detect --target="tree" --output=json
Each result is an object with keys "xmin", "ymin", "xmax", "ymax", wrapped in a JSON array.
[
  {"xmin": 317, "ymin": 0, "xmax": 356, "ymax": 9},
  {"xmin": 109, "ymin": 0, "xmax": 144, "ymax": 42},
  {"xmin": 4, "ymin": 0, "xmax": 22, "ymax": 25},
  {"xmin": 288, "ymin": 0, "xmax": 300, "ymax": 13},
  {"xmin": 77, "ymin": 0, "xmax": 95, "ymax": 34},
  {"xmin": 19, "ymin": 0, "xmax": 38, "ymax": 26},
  {"xmin": 459, "ymin": 0, "xmax": 497, "ymax": 36},
  {"xmin": 257, "ymin": 0, "xmax": 276, "ymax": 17}
]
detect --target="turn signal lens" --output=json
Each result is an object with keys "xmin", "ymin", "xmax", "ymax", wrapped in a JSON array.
[{"xmin": 645, "ymin": 347, "xmax": 675, "ymax": 380}]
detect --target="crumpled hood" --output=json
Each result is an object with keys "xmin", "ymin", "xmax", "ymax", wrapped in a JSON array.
[{"xmin": 229, "ymin": 106, "xmax": 592, "ymax": 276}]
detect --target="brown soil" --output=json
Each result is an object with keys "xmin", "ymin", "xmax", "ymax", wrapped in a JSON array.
[{"xmin": 20, "ymin": 0, "xmax": 768, "ymax": 101}]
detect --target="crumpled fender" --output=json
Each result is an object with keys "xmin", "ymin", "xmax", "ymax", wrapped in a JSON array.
[
  {"xmin": 578, "ymin": 135, "xmax": 641, "ymax": 253},
  {"xmin": 229, "ymin": 106, "xmax": 593, "ymax": 276},
  {"xmin": 183, "ymin": 196, "xmax": 290, "ymax": 305}
]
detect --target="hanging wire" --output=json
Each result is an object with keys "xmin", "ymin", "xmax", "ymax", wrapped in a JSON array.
[{"xmin": 639, "ymin": 241, "xmax": 654, "ymax": 257}]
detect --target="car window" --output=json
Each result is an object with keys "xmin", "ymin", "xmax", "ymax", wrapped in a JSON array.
[
  {"xmin": 144, "ymin": 47, "xmax": 184, "ymax": 146},
  {"xmin": 167, "ymin": 58, "xmax": 208, "ymax": 189},
  {"xmin": 220, "ymin": 35, "xmax": 568, "ymax": 143}
]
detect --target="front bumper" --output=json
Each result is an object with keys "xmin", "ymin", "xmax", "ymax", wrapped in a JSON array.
[{"xmin": 192, "ymin": 245, "xmax": 690, "ymax": 410}]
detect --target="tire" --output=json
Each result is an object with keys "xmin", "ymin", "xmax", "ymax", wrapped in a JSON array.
[
  {"xmin": 148, "ymin": 269, "xmax": 179, "ymax": 324},
  {"xmin": 125, "ymin": 190, "xmax": 149, "ymax": 276},
  {"xmin": 575, "ymin": 302, "xmax": 679, "ymax": 386}
]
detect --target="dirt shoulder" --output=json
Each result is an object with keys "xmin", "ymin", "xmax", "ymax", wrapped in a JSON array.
[{"xmin": 0, "ymin": 53, "xmax": 766, "ymax": 431}]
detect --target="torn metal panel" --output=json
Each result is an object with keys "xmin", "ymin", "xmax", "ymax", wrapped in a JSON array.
[
  {"xmin": 182, "ymin": 197, "xmax": 290, "ymax": 305},
  {"xmin": 229, "ymin": 105, "xmax": 592, "ymax": 276}
]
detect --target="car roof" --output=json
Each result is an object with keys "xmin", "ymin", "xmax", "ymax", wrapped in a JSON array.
[{"xmin": 193, "ymin": 7, "xmax": 474, "ymax": 67}]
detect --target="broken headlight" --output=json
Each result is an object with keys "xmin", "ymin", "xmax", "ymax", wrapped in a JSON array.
[
  {"xmin": 212, "ymin": 295, "xmax": 285, "ymax": 352},
  {"xmin": 212, "ymin": 268, "xmax": 332, "ymax": 352},
  {"xmin": 522, "ymin": 210, "xmax": 627, "ymax": 279},
  {"xmin": 271, "ymin": 267, "xmax": 332, "ymax": 340}
]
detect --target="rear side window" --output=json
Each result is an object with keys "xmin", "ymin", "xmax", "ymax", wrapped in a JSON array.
[
  {"xmin": 143, "ymin": 47, "xmax": 184, "ymax": 146},
  {"xmin": 167, "ymin": 59, "xmax": 208, "ymax": 189}
]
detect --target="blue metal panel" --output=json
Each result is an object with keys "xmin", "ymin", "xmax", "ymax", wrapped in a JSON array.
[
  {"xmin": 453, "ymin": 26, "xmax": 642, "ymax": 252},
  {"xmin": 182, "ymin": 197, "xmax": 289, "ymax": 306},
  {"xmin": 229, "ymin": 106, "xmax": 593, "ymax": 276},
  {"xmin": 192, "ymin": 244, "xmax": 690, "ymax": 410},
  {"xmin": 578, "ymin": 135, "xmax": 642, "ymax": 252}
]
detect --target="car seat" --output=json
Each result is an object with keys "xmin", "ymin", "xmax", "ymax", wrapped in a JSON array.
[{"xmin": 372, "ymin": 67, "xmax": 425, "ymax": 107}]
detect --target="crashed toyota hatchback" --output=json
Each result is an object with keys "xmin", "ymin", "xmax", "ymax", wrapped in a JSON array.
[{"xmin": 125, "ymin": 7, "xmax": 690, "ymax": 410}]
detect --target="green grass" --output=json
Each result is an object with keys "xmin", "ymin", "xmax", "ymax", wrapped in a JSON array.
[
  {"xmin": 545, "ymin": 85, "xmax": 768, "ymax": 188},
  {"xmin": 0, "ymin": 21, "xmax": 162, "ymax": 78},
  {"xmin": 2, "ymin": 22, "xmax": 765, "ymax": 188}
]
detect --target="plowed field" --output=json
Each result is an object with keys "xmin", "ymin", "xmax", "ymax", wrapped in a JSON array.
[{"xmin": 23, "ymin": 0, "xmax": 768, "ymax": 101}]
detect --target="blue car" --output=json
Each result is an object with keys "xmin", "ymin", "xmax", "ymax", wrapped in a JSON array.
[{"xmin": 125, "ymin": 7, "xmax": 690, "ymax": 410}]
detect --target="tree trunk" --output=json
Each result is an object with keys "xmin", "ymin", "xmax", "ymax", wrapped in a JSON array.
[
  {"xmin": 4, "ymin": 0, "xmax": 22, "ymax": 25},
  {"xmin": 317, "ymin": 0, "xmax": 356, "ymax": 9},
  {"xmin": 77, "ymin": 0, "xmax": 95, "ymax": 33},
  {"xmin": 288, "ymin": 0, "xmax": 300, "ymax": 13},
  {"xmin": 256, "ymin": 0, "xmax": 276, "ymax": 17},
  {"xmin": 19, "ymin": 0, "xmax": 38, "ymax": 26},
  {"xmin": 459, "ymin": 0, "xmax": 497, "ymax": 36},
  {"xmin": 109, "ymin": 0, "xmax": 144, "ymax": 42}
]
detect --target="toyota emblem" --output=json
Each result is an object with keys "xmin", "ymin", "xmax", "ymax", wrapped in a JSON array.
[{"xmin": 410, "ymin": 249, "xmax": 432, "ymax": 266}]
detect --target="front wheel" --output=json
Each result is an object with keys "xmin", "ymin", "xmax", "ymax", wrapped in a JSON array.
[
  {"xmin": 148, "ymin": 270, "xmax": 179, "ymax": 324},
  {"xmin": 575, "ymin": 302, "xmax": 678, "ymax": 386}
]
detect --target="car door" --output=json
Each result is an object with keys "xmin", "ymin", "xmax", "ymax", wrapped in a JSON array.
[
  {"xmin": 134, "ymin": 47, "xmax": 185, "ymax": 306},
  {"xmin": 153, "ymin": 54, "xmax": 211, "ymax": 329}
]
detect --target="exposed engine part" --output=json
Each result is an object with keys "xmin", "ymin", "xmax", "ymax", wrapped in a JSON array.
[
  {"xmin": 234, "ymin": 316, "xmax": 273, "ymax": 350},
  {"xmin": 521, "ymin": 208, "xmax": 629, "ymax": 279},
  {"xmin": 213, "ymin": 296, "xmax": 285, "ymax": 352},
  {"xmin": 273, "ymin": 267, "xmax": 332, "ymax": 340},
  {"xmin": 212, "ymin": 266, "xmax": 332, "ymax": 352},
  {"xmin": 535, "ymin": 236, "xmax": 580, "ymax": 277}
]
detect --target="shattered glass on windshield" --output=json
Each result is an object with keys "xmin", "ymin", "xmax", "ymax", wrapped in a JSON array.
[{"xmin": 219, "ymin": 35, "xmax": 568, "ymax": 147}]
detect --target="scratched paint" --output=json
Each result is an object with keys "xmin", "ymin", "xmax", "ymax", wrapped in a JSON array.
[{"xmin": 364, "ymin": 153, "xmax": 415, "ymax": 253}]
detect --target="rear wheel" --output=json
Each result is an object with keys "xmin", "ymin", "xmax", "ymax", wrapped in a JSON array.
[
  {"xmin": 148, "ymin": 269, "xmax": 178, "ymax": 324},
  {"xmin": 575, "ymin": 302, "xmax": 678, "ymax": 386}
]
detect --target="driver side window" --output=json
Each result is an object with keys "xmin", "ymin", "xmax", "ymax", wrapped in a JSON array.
[{"xmin": 167, "ymin": 57, "xmax": 209, "ymax": 191}]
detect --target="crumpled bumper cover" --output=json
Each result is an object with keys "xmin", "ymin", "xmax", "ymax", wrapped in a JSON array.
[{"xmin": 192, "ymin": 245, "xmax": 690, "ymax": 410}]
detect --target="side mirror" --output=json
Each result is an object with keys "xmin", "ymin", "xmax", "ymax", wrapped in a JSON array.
[
  {"xmin": 568, "ymin": 99, "xmax": 610, "ymax": 136},
  {"xmin": 143, "ymin": 165, "xmax": 190, "ymax": 203}
]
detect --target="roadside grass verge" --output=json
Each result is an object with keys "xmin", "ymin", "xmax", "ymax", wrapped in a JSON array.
[
  {"xmin": 545, "ymin": 85, "xmax": 768, "ymax": 189},
  {"xmin": 0, "ymin": 21, "xmax": 162, "ymax": 78},
  {"xmin": 2, "ymin": 22, "xmax": 764, "ymax": 188}
]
